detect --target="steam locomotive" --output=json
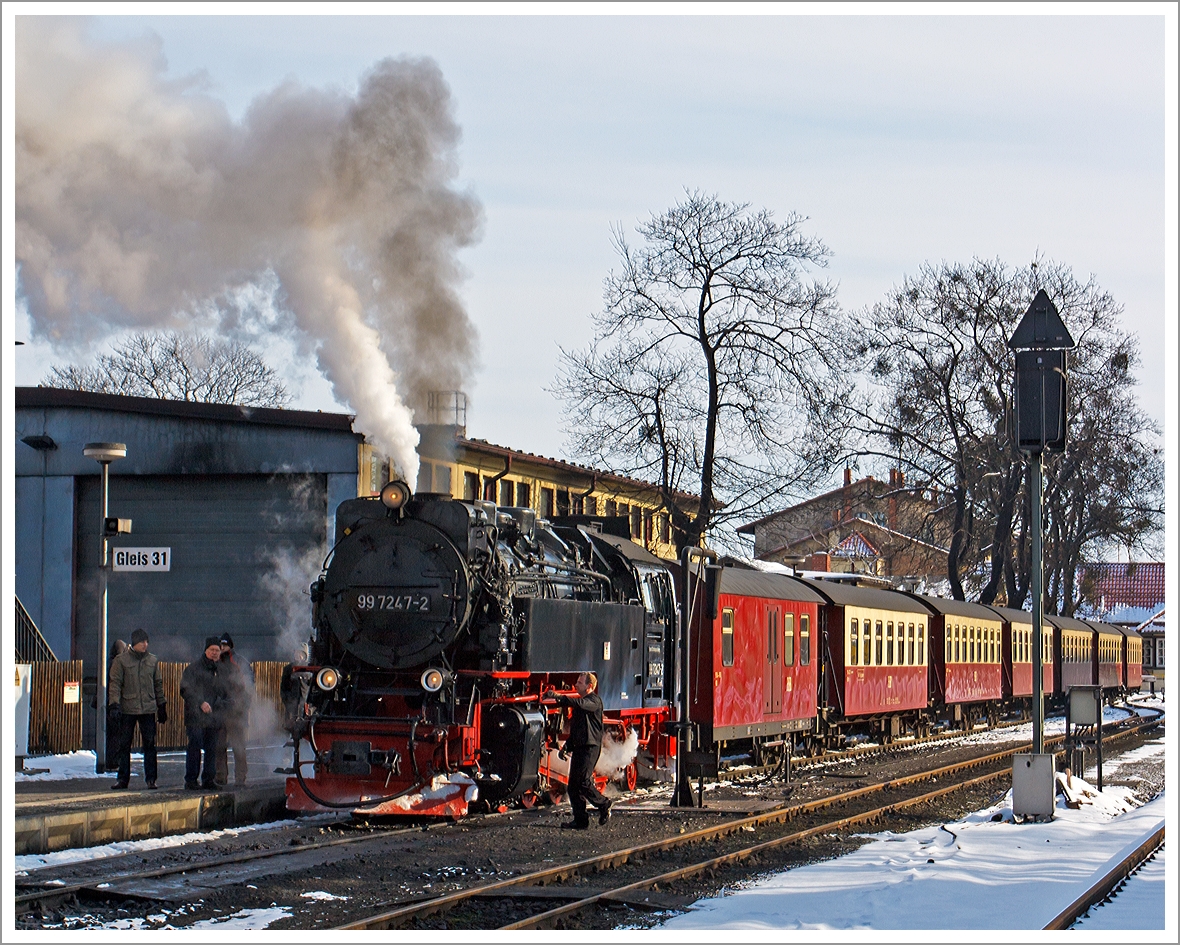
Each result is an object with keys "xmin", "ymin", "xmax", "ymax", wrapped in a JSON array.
[
  {"xmin": 284, "ymin": 482, "xmax": 1144, "ymax": 818},
  {"xmin": 285, "ymin": 483, "xmax": 678, "ymax": 817}
]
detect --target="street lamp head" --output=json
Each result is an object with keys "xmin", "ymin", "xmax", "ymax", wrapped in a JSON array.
[{"xmin": 83, "ymin": 442, "xmax": 127, "ymax": 463}]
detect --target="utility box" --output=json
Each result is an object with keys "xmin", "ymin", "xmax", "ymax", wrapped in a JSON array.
[
  {"xmin": 15, "ymin": 664, "xmax": 31, "ymax": 761},
  {"xmin": 1012, "ymin": 753, "xmax": 1056, "ymax": 820}
]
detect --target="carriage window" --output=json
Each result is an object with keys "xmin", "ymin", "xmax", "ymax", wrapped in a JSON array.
[
  {"xmin": 721, "ymin": 609, "xmax": 734, "ymax": 667},
  {"xmin": 886, "ymin": 622, "xmax": 895, "ymax": 665},
  {"xmin": 875, "ymin": 621, "xmax": 883, "ymax": 665},
  {"xmin": 800, "ymin": 615, "xmax": 811, "ymax": 665},
  {"xmin": 953, "ymin": 625, "xmax": 960, "ymax": 663},
  {"xmin": 767, "ymin": 610, "xmax": 779, "ymax": 663},
  {"xmin": 908, "ymin": 624, "xmax": 916, "ymax": 665},
  {"xmin": 849, "ymin": 618, "xmax": 859, "ymax": 666},
  {"xmin": 918, "ymin": 624, "xmax": 925, "ymax": 664},
  {"xmin": 863, "ymin": 620, "xmax": 872, "ymax": 666},
  {"xmin": 784, "ymin": 613, "xmax": 796, "ymax": 665}
]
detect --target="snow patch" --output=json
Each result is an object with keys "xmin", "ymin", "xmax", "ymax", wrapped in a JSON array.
[
  {"xmin": 188, "ymin": 907, "xmax": 292, "ymax": 929},
  {"xmin": 301, "ymin": 890, "xmax": 348, "ymax": 901},
  {"xmin": 17, "ymin": 750, "xmax": 115, "ymax": 781}
]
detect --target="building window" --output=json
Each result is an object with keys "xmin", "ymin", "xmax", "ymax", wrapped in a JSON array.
[
  {"xmin": 500, "ymin": 479, "xmax": 514, "ymax": 507},
  {"xmin": 784, "ymin": 613, "xmax": 795, "ymax": 665},
  {"xmin": 540, "ymin": 488, "xmax": 554, "ymax": 519},
  {"xmin": 605, "ymin": 499, "xmax": 617, "ymax": 517},
  {"xmin": 800, "ymin": 615, "xmax": 810, "ymax": 665},
  {"xmin": 643, "ymin": 512, "xmax": 653, "ymax": 544},
  {"xmin": 435, "ymin": 465, "xmax": 452, "ymax": 496},
  {"xmin": 556, "ymin": 489, "xmax": 570, "ymax": 517},
  {"xmin": 660, "ymin": 512, "xmax": 670, "ymax": 543},
  {"xmin": 849, "ymin": 618, "xmax": 859, "ymax": 666},
  {"xmin": 721, "ymin": 608, "xmax": 734, "ymax": 667},
  {"xmin": 464, "ymin": 471, "xmax": 479, "ymax": 501},
  {"xmin": 416, "ymin": 462, "xmax": 433, "ymax": 494},
  {"xmin": 1158, "ymin": 638, "xmax": 1164, "ymax": 668},
  {"xmin": 516, "ymin": 481, "xmax": 530, "ymax": 508},
  {"xmin": 583, "ymin": 495, "xmax": 597, "ymax": 516},
  {"xmin": 631, "ymin": 506, "xmax": 642, "ymax": 540}
]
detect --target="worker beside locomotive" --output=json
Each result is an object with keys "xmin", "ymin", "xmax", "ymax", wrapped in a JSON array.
[{"xmin": 281, "ymin": 481, "xmax": 1142, "ymax": 817}]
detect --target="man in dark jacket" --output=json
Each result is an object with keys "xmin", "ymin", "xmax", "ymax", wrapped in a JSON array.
[
  {"xmin": 547, "ymin": 672, "xmax": 612, "ymax": 830},
  {"xmin": 180, "ymin": 637, "xmax": 227, "ymax": 790},
  {"xmin": 215, "ymin": 634, "xmax": 252, "ymax": 786},
  {"xmin": 107, "ymin": 628, "xmax": 167, "ymax": 789}
]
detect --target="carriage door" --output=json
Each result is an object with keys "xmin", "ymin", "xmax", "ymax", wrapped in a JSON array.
[{"xmin": 764, "ymin": 606, "xmax": 782, "ymax": 715}]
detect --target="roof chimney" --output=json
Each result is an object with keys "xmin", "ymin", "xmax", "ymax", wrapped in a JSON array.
[{"xmin": 844, "ymin": 467, "xmax": 852, "ymax": 487}]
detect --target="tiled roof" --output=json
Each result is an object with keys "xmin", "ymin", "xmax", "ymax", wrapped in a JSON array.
[{"xmin": 1083, "ymin": 562, "xmax": 1165, "ymax": 611}]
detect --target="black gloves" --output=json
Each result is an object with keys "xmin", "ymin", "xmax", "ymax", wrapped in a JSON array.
[
  {"xmin": 157, "ymin": 704, "xmax": 168, "ymax": 724},
  {"xmin": 108, "ymin": 703, "xmax": 122, "ymax": 723}
]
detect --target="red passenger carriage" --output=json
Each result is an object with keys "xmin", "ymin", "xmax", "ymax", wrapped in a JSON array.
[
  {"xmin": 1048, "ymin": 615, "xmax": 1096, "ymax": 696},
  {"xmin": 797, "ymin": 578, "xmax": 929, "ymax": 739},
  {"xmin": 688, "ymin": 569, "xmax": 822, "ymax": 750},
  {"xmin": 916, "ymin": 596, "xmax": 1004, "ymax": 719}
]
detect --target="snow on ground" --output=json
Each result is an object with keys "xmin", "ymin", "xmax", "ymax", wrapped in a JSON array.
[
  {"xmin": 657, "ymin": 783, "xmax": 1165, "ymax": 930},
  {"xmin": 16, "ymin": 751, "xmax": 115, "ymax": 781},
  {"xmin": 14, "ymin": 815, "xmax": 337, "ymax": 874}
]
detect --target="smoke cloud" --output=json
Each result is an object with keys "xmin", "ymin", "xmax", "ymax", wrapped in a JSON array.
[{"xmin": 15, "ymin": 18, "xmax": 482, "ymax": 482}]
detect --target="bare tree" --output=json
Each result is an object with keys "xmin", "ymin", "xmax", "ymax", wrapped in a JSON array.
[
  {"xmin": 840, "ymin": 257, "xmax": 1162, "ymax": 611},
  {"xmin": 555, "ymin": 192, "xmax": 846, "ymax": 553},
  {"xmin": 44, "ymin": 332, "xmax": 290, "ymax": 408}
]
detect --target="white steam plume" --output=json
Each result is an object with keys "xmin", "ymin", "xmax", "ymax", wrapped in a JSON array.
[{"xmin": 15, "ymin": 18, "xmax": 482, "ymax": 482}]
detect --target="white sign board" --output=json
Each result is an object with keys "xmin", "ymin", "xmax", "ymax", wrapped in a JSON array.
[
  {"xmin": 63, "ymin": 681, "xmax": 80, "ymax": 704},
  {"xmin": 113, "ymin": 547, "xmax": 172, "ymax": 571}
]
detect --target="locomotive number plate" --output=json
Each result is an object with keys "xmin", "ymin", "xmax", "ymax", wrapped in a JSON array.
[{"xmin": 355, "ymin": 593, "xmax": 430, "ymax": 612}]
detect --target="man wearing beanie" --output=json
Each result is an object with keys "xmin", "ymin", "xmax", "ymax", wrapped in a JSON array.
[
  {"xmin": 107, "ymin": 628, "xmax": 167, "ymax": 789},
  {"xmin": 180, "ymin": 637, "xmax": 228, "ymax": 790}
]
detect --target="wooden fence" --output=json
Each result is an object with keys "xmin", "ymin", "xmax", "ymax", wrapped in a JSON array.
[
  {"xmin": 26, "ymin": 660, "xmax": 292, "ymax": 755},
  {"xmin": 26, "ymin": 660, "xmax": 84, "ymax": 756}
]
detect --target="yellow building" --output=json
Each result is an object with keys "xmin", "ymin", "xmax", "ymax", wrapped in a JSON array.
[{"xmin": 357, "ymin": 404, "xmax": 695, "ymax": 561}]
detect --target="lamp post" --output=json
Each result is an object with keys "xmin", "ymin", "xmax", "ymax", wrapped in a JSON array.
[{"xmin": 84, "ymin": 442, "xmax": 127, "ymax": 775}]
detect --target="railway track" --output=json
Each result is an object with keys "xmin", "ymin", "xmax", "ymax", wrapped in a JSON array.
[
  {"xmin": 17, "ymin": 706, "xmax": 1159, "ymax": 929},
  {"xmin": 336, "ymin": 711, "xmax": 1160, "ymax": 931}
]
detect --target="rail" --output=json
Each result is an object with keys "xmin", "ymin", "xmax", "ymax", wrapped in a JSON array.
[{"xmin": 1043, "ymin": 824, "xmax": 1165, "ymax": 930}]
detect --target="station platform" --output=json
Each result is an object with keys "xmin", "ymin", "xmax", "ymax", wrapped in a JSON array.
[{"xmin": 14, "ymin": 748, "xmax": 291, "ymax": 856}]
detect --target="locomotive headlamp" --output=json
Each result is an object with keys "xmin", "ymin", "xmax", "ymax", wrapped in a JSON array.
[
  {"xmin": 420, "ymin": 667, "xmax": 452, "ymax": 693},
  {"xmin": 380, "ymin": 480, "xmax": 412, "ymax": 510},
  {"xmin": 316, "ymin": 667, "xmax": 340, "ymax": 691}
]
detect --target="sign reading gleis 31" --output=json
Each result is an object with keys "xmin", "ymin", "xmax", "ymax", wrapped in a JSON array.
[{"xmin": 112, "ymin": 548, "xmax": 172, "ymax": 571}]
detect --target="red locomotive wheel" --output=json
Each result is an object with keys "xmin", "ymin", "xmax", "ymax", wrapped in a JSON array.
[
  {"xmin": 520, "ymin": 791, "xmax": 538, "ymax": 809},
  {"xmin": 549, "ymin": 787, "xmax": 565, "ymax": 806},
  {"xmin": 625, "ymin": 762, "xmax": 638, "ymax": 792}
]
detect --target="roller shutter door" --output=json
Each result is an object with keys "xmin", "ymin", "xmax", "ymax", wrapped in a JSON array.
[{"xmin": 73, "ymin": 474, "xmax": 326, "ymax": 666}]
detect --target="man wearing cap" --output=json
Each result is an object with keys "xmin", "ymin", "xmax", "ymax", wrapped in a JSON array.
[
  {"xmin": 180, "ymin": 637, "xmax": 227, "ymax": 790},
  {"xmin": 107, "ymin": 628, "xmax": 167, "ymax": 789},
  {"xmin": 545, "ymin": 672, "xmax": 612, "ymax": 830},
  {"xmin": 215, "ymin": 634, "xmax": 252, "ymax": 787}
]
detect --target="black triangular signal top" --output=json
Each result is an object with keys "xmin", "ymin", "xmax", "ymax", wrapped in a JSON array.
[{"xmin": 1007, "ymin": 290, "xmax": 1076, "ymax": 350}]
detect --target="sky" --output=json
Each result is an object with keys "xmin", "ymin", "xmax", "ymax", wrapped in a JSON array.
[{"xmin": 7, "ymin": 4, "xmax": 1175, "ymax": 473}]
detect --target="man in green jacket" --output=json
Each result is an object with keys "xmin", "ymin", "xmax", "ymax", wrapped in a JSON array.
[{"xmin": 108, "ymin": 628, "xmax": 167, "ymax": 789}]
